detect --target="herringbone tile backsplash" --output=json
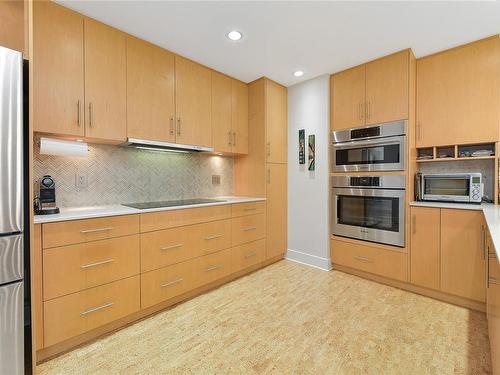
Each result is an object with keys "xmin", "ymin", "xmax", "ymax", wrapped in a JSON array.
[{"xmin": 34, "ymin": 144, "xmax": 234, "ymax": 208}]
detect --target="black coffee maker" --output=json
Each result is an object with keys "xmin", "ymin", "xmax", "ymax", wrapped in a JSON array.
[{"xmin": 34, "ymin": 175, "xmax": 60, "ymax": 215}]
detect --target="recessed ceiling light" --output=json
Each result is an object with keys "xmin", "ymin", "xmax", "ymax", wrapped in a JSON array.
[
  {"xmin": 227, "ymin": 30, "xmax": 242, "ymax": 41},
  {"xmin": 293, "ymin": 70, "xmax": 304, "ymax": 77}
]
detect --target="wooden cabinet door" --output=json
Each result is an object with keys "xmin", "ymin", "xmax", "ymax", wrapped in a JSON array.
[
  {"xmin": 84, "ymin": 18, "xmax": 126, "ymax": 142},
  {"xmin": 266, "ymin": 80, "xmax": 287, "ymax": 163},
  {"xmin": 211, "ymin": 71, "xmax": 232, "ymax": 153},
  {"xmin": 330, "ymin": 65, "xmax": 365, "ymax": 131},
  {"xmin": 232, "ymin": 79, "xmax": 248, "ymax": 154},
  {"xmin": 33, "ymin": 1, "xmax": 84, "ymax": 137},
  {"xmin": 441, "ymin": 209, "xmax": 486, "ymax": 302},
  {"xmin": 365, "ymin": 51, "xmax": 408, "ymax": 125},
  {"xmin": 266, "ymin": 163, "xmax": 287, "ymax": 259},
  {"xmin": 488, "ymin": 256, "xmax": 500, "ymax": 374},
  {"xmin": 416, "ymin": 37, "xmax": 500, "ymax": 147},
  {"xmin": 410, "ymin": 207, "xmax": 440, "ymax": 290},
  {"xmin": 175, "ymin": 56, "xmax": 212, "ymax": 147},
  {"xmin": 126, "ymin": 36, "xmax": 175, "ymax": 143},
  {"xmin": 0, "ymin": 0, "xmax": 25, "ymax": 54}
]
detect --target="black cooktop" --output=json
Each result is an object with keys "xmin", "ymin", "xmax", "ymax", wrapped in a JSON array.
[{"xmin": 122, "ymin": 198, "xmax": 226, "ymax": 210}]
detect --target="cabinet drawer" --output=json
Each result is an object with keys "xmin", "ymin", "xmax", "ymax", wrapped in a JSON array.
[
  {"xmin": 490, "ymin": 256, "xmax": 500, "ymax": 282},
  {"xmin": 331, "ymin": 239, "xmax": 407, "ymax": 282},
  {"xmin": 43, "ymin": 235, "xmax": 140, "ymax": 300},
  {"xmin": 141, "ymin": 226, "xmax": 196, "ymax": 272},
  {"xmin": 140, "ymin": 205, "xmax": 231, "ymax": 232},
  {"xmin": 193, "ymin": 249, "xmax": 232, "ymax": 288},
  {"xmin": 231, "ymin": 201, "xmax": 266, "ymax": 218},
  {"xmin": 44, "ymin": 276, "xmax": 140, "ymax": 347},
  {"xmin": 141, "ymin": 260, "xmax": 195, "ymax": 309},
  {"xmin": 193, "ymin": 219, "xmax": 232, "ymax": 257},
  {"xmin": 231, "ymin": 214, "xmax": 266, "ymax": 246},
  {"xmin": 231, "ymin": 239, "xmax": 265, "ymax": 273},
  {"xmin": 42, "ymin": 215, "xmax": 139, "ymax": 248}
]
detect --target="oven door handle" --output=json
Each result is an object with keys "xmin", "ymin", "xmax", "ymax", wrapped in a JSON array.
[{"xmin": 333, "ymin": 135, "xmax": 404, "ymax": 150}]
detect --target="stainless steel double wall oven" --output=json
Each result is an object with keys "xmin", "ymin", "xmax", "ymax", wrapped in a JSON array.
[{"xmin": 332, "ymin": 121, "xmax": 407, "ymax": 247}]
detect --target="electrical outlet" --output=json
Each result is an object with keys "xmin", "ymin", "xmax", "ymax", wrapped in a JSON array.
[
  {"xmin": 75, "ymin": 173, "xmax": 88, "ymax": 189},
  {"xmin": 212, "ymin": 175, "xmax": 221, "ymax": 185}
]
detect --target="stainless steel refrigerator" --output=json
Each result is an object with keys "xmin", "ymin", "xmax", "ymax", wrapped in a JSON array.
[{"xmin": 0, "ymin": 46, "xmax": 28, "ymax": 374}]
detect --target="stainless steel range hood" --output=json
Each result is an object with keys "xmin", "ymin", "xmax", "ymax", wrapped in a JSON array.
[{"xmin": 121, "ymin": 138, "xmax": 214, "ymax": 153}]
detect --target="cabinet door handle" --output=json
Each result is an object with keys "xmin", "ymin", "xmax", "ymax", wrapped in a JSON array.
[
  {"xmin": 205, "ymin": 264, "xmax": 223, "ymax": 272},
  {"xmin": 170, "ymin": 116, "xmax": 174, "ymax": 135},
  {"xmin": 81, "ymin": 302, "xmax": 114, "ymax": 316},
  {"xmin": 266, "ymin": 142, "xmax": 271, "ymax": 157},
  {"xmin": 358, "ymin": 103, "xmax": 362, "ymax": 121},
  {"xmin": 228, "ymin": 131, "xmax": 232, "ymax": 146},
  {"xmin": 160, "ymin": 278, "xmax": 184, "ymax": 288},
  {"xmin": 481, "ymin": 225, "xmax": 485, "ymax": 260},
  {"xmin": 267, "ymin": 168, "xmax": 271, "ymax": 184},
  {"xmin": 80, "ymin": 227, "xmax": 114, "ymax": 234},
  {"xmin": 233, "ymin": 131, "xmax": 236, "ymax": 146},
  {"xmin": 89, "ymin": 102, "xmax": 93, "ymax": 127},
  {"xmin": 489, "ymin": 278, "xmax": 498, "ymax": 285},
  {"xmin": 204, "ymin": 234, "xmax": 222, "ymax": 240},
  {"xmin": 243, "ymin": 226, "xmax": 257, "ymax": 232},
  {"xmin": 77, "ymin": 100, "xmax": 81, "ymax": 127},
  {"xmin": 177, "ymin": 117, "xmax": 181, "ymax": 135},
  {"xmin": 354, "ymin": 255, "xmax": 373, "ymax": 263},
  {"xmin": 367, "ymin": 101, "xmax": 371, "ymax": 121},
  {"xmin": 160, "ymin": 243, "xmax": 184, "ymax": 251},
  {"xmin": 412, "ymin": 214, "xmax": 416, "ymax": 235},
  {"xmin": 80, "ymin": 259, "xmax": 114, "ymax": 269},
  {"xmin": 244, "ymin": 208, "xmax": 257, "ymax": 212},
  {"xmin": 245, "ymin": 251, "xmax": 257, "ymax": 259}
]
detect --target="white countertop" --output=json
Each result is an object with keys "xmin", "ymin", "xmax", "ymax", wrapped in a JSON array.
[
  {"xmin": 410, "ymin": 201, "xmax": 500, "ymax": 259},
  {"xmin": 34, "ymin": 196, "xmax": 266, "ymax": 224}
]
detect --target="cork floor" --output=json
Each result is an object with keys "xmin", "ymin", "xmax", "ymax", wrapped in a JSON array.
[{"xmin": 37, "ymin": 260, "xmax": 491, "ymax": 375}]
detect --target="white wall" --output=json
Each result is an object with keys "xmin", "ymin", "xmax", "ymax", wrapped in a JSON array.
[{"xmin": 286, "ymin": 75, "xmax": 331, "ymax": 271}]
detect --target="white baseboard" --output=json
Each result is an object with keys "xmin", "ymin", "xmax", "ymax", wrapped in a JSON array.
[{"xmin": 285, "ymin": 249, "xmax": 332, "ymax": 271}]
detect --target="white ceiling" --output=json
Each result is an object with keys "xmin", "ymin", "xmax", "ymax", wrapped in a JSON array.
[{"xmin": 57, "ymin": 1, "xmax": 500, "ymax": 87}]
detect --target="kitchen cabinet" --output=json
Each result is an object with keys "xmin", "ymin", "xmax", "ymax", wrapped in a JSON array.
[
  {"xmin": 410, "ymin": 207, "xmax": 440, "ymax": 290},
  {"xmin": 331, "ymin": 65, "xmax": 365, "ymax": 131},
  {"xmin": 416, "ymin": 36, "xmax": 500, "ymax": 147},
  {"xmin": 84, "ymin": 18, "xmax": 126, "ymax": 142},
  {"xmin": 0, "ymin": 0, "xmax": 25, "ymax": 55},
  {"xmin": 212, "ymin": 71, "xmax": 233, "ymax": 153},
  {"xmin": 126, "ymin": 36, "xmax": 175, "ymax": 143},
  {"xmin": 33, "ymin": 1, "xmax": 85, "ymax": 137},
  {"xmin": 175, "ymin": 56, "xmax": 212, "ymax": 148},
  {"xmin": 266, "ymin": 80, "xmax": 287, "ymax": 164},
  {"xmin": 266, "ymin": 163, "xmax": 287, "ymax": 259},
  {"xmin": 486, "ymin": 227, "xmax": 500, "ymax": 375},
  {"xmin": 331, "ymin": 50, "xmax": 410, "ymax": 131},
  {"xmin": 441, "ymin": 209, "xmax": 486, "ymax": 302},
  {"xmin": 231, "ymin": 79, "xmax": 249, "ymax": 154}
]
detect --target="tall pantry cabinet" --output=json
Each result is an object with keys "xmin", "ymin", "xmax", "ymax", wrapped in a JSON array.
[{"xmin": 235, "ymin": 78, "xmax": 288, "ymax": 261}]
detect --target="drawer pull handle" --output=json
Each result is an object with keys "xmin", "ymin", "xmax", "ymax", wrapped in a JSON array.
[
  {"xmin": 244, "ymin": 208, "xmax": 257, "ymax": 211},
  {"xmin": 80, "ymin": 259, "xmax": 115, "ymax": 269},
  {"xmin": 204, "ymin": 234, "xmax": 223, "ymax": 241},
  {"xmin": 354, "ymin": 256, "xmax": 373, "ymax": 263},
  {"xmin": 245, "ymin": 252, "xmax": 257, "ymax": 259},
  {"xmin": 81, "ymin": 302, "xmax": 114, "ymax": 317},
  {"xmin": 80, "ymin": 227, "xmax": 114, "ymax": 234},
  {"xmin": 160, "ymin": 278, "xmax": 184, "ymax": 288},
  {"xmin": 206, "ymin": 264, "xmax": 223, "ymax": 272},
  {"xmin": 160, "ymin": 244, "xmax": 184, "ymax": 251},
  {"xmin": 490, "ymin": 278, "xmax": 498, "ymax": 285},
  {"xmin": 243, "ymin": 227, "xmax": 257, "ymax": 232}
]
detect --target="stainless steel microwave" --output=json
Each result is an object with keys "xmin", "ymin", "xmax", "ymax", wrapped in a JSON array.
[
  {"xmin": 332, "ymin": 120, "xmax": 406, "ymax": 172},
  {"xmin": 416, "ymin": 173, "xmax": 482, "ymax": 204}
]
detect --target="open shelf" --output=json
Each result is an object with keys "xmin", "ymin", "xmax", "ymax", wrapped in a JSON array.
[{"xmin": 416, "ymin": 143, "xmax": 496, "ymax": 163}]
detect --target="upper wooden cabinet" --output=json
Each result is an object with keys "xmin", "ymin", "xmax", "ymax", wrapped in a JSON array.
[
  {"xmin": 266, "ymin": 79, "xmax": 287, "ymax": 164},
  {"xmin": 0, "ymin": 0, "xmax": 26, "ymax": 55},
  {"xmin": 126, "ymin": 36, "xmax": 175, "ymax": 143},
  {"xmin": 212, "ymin": 72, "xmax": 233, "ymax": 153},
  {"xmin": 84, "ymin": 19, "xmax": 126, "ymax": 142},
  {"xmin": 331, "ymin": 50, "xmax": 410, "ymax": 131},
  {"xmin": 331, "ymin": 65, "xmax": 366, "ymax": 130},
  {"xmin": 33, "ymin": 1, "xmax": 84, "ymax": 137},
  {"xmin": 175, "ymin": 56, "xmax": 212, "ymax": 148},
  {"xmin": 211, "ymin": 72, "xmax": 249, "ymax": 154},
  {"xmin": 232, "ymin": 80, "xmax": 249, "ymax": 154},
  {"xmin": 416, "ymin": 36, "xmax": 500, "ymax": 147}
]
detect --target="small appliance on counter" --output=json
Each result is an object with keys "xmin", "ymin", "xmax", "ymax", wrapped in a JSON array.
[
  {"xmin": 415, "ymin": 172, "xmax": 483, "ymax": 204},
  {"xmin": 34, "ymin": 175, "xmax": 60, "ymax": 215}
]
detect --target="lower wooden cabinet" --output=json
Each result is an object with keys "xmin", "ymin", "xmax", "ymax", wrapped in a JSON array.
[
  {"xmin": 141, "ymin": 260, "xmax": 195, "ymax": 309},
  {"xmin": 43, "ymin": 276, "xmax": 140, "ymax": 347},
  {"xmin": 231, "ymin": 213, "xmax": 266, "ymax": 246},
  {"xmin": 266, "ymin": 163, "xmax": 287, "ymax": 259},
  {"xmin": 410, "ymin": 207, "xmax": 486, "ymax": 303},
  {"xmin": 193, "ymin": 248, "xmax": 232, "ymax": 287},
  {"xmin": 486, "ymin": 232, "xmax": 500, "ymax": 374},
  {"xmin": 330, "ymin": 238, "xmax": 408, "ymax": 282},
  {"xmin": 232, "ymin": 239, "xmax": 266, "ymax": 273}
]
